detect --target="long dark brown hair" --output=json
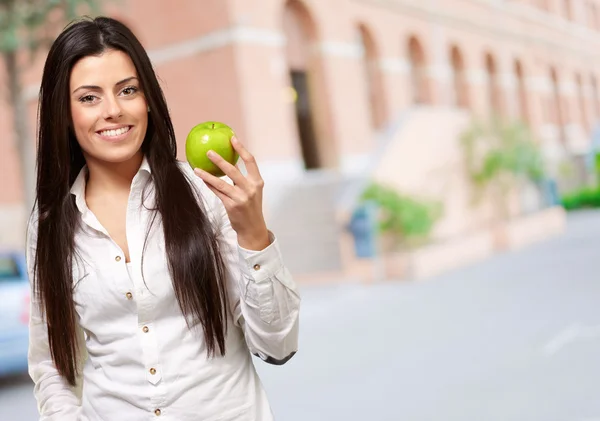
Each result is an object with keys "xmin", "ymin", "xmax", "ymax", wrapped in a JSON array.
[{"xmin": 32, "ymin": 16, "xmax": 228, "ymax": 386}]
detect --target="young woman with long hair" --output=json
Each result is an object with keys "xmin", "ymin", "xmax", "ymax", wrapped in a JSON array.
[{"xmin": 26, "ymin": 16, "xmax": 300, "ymax": 420}]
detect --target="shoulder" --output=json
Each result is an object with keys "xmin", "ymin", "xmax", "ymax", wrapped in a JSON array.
[
  {"xmin": 175, "ymin": 160, "xmax": 220, "ymax": 212},
  {"xmin": 25, "ymin": 207, "xmax": 39, "ymax": 246},
  {"xmin": 175, "ymin": 160, "xmax": 233, "ymax": 201},
  {"xmin": 175, "ymin": 159, "xmax": 195, "ymax": 179},
  {"xmin": 25, "ymin": 208, "xmax": 39, "ymax": 272},
  {"xmin": 175, "ymin": 160, "xmax": 232, "ymax": 225},
  {"xmin": 176, "ymin": 160, "xmax": 207, "ymax": 196}
]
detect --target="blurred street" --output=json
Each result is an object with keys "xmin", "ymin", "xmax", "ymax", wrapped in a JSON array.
[{"xmin": 3, "ymin": 209, "xmax": 600, "ymax": 421}]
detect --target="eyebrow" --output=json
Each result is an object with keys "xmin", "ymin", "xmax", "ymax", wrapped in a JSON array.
[{"xmin": 72, "ymin": 76, "xmax": 139, "ymax": 94}]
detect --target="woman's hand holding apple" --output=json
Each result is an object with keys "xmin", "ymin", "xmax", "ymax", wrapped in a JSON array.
[{"xmin": 193, "ymin": 137, "xmax": 270, "ymax": 251}]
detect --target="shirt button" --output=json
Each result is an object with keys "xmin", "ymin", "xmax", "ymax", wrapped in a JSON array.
[
  {"xmin": 149, "ymin": 368, "xmax": 156, "ymax": 375},
  {"xmin": 125, "ymin": 292, "xmax": 133, "ymax": 300},
  {"xmin": 253, "ymin": 264, "xmax": 261, "ymax": 271},
  {"xmin": 154, "ymin": 409, "xmax": 161, "ymax": 416},
  {"xmin": 115, "ymin": 255, "xmax": 121, "ymax": 262},
  {"xmin": 142, "ymin": 326, "xmax": 149, "ymax": 333}
]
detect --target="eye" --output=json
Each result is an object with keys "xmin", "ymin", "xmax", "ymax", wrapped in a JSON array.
[
  {"xmin": 121, "ymin": 86, "xmax": 138, "ymax": 96},
  {"xmin": 79, "ymin": 95, "xmax": 97, "ymax": 104}
]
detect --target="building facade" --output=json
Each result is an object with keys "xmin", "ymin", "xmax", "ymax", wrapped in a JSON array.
[{"xmin": 0, "ymin": 0, "xmax": 596, "ymax": 275}]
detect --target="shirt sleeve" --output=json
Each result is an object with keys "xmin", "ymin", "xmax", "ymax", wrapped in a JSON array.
[
  {"xmin": 182, "ymin": 163, "xmax": 301, "ymax": 364},
  {"xmin": 26, "ymin": 215, "xmax": 83, "ymax": 420},
  {"xmin": 213, "ymin": 192, "xmax": 301, "ymax": 365}
]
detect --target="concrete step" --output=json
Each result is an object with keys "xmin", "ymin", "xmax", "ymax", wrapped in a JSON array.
[{"xmin": 268, "ymin": 177, "xmax": 345, "ymax": 275}]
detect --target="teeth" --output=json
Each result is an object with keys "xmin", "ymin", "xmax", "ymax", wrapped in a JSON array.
[{"xmin": 99, "ymin": 126, "xmax": 130, "ymax": 137}]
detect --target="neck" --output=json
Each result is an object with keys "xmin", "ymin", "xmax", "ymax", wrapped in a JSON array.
[{"xmin": 84, "ymin": 151, "xmax": 144, "ymax": 196}]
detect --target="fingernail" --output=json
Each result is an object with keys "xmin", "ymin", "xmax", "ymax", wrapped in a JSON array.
[
  {"xmin": 207, "ymin": 150, "xmax": 215, "ymax": 158},
  {"xmin": 194, "ymin": 168, "xmax": 205, "ymax": 176},
  {"xmin": 231, "ymin": 136, "xmax": 238, "ymax": 144}
]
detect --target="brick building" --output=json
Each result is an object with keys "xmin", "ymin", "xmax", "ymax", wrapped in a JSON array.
[{"xmin": 0, "ymin": 0, "xmax": 595, "ymax": 278}]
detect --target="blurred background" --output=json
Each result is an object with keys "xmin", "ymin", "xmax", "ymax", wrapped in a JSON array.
[{"xmin": 2, "ymin": 0, "xmax": 600, "ymax": 420}]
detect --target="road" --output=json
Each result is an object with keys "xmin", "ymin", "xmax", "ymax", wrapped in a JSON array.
[{"xmin": 3, "ymin": 209, "xmax": 600, "ymax": 421}]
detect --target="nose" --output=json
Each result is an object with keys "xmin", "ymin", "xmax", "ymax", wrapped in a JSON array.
[{"xmin": 103, "ymin": 96, "xmax": 122, "ymax": 119}]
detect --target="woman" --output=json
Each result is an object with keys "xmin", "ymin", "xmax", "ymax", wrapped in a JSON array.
[{"xmin": 26, "ymin": 16, "xmax": 300, "ymax": 421}]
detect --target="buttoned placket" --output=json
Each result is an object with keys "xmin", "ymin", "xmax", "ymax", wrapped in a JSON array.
[
  {"xmin": 126, "ymin": 171, "xmax": 167, "ymax": 416},
  {"xmin": 78, "ymin": 169, "xmax": 168, "ymax": 417}
]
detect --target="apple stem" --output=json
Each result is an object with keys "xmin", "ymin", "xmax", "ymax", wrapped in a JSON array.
[{"xmin": 212, "ymin": 123, "xmax": 215, "ymax": 129}]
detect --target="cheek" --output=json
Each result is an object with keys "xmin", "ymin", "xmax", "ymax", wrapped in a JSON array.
[
  {"xmin": 131, "ymin": 101, "xmax": 148, "ymax": 124},
  {"xmin": 130, "ymin": 102, "xmax": 148, "ymax": 133},
  {"xmin": 70, "ymin": 105, "xmax": 96, "ymax": 139}
]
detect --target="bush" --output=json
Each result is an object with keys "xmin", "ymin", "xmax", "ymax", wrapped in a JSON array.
[
  {"xmin": 360, "ymin": 182, "xmax": 442, "ymax": 243},
  {"xmin": 561, "ymin": 186, "xmax": 600, "ymax": 210},
  {"xmin": 460, "ymin": 118, "xmax": 545, "ymax": 219}
]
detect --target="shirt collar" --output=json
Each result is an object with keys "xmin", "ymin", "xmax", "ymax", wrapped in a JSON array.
[{"xmin": 70, "ymin": 155, "xmax": 152, "ymax": 214}]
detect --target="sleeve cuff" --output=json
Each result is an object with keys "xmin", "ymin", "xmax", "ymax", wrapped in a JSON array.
[{"xmin": 237, "ymin": 231, "xmax": 284, "ymax": 283}]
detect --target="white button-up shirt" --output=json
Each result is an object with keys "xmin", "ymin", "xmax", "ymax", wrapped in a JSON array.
[{"xmin": 26, "ymin": 158, "xmax": 301, "ymax": 421}]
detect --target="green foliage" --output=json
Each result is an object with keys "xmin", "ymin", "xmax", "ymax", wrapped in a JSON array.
[
  {"xmin": 460, "ymin": 118, "xmax": 545, "ymax": 219},
  {"xmin": 360, "ymin": 182, "xmax": 442, "ymax": 243},
  {"xmin": 561, "ymin": 186, "xmax": 600, "ymax": 210},
  {"xmin": 595, "ymin": 152, "xmax": 600, "ymax": 185},
  {"xmin": 461, "ymin": 118, "xmax": 545, "ymax": 187},
  {"xmin": 0, "ymin": 0, "xmax": 103, "ymax": 54}
]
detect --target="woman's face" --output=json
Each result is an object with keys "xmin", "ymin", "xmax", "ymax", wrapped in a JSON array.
[{"xmin": 69, "ymin": 49, "xmax": 148, "ymax": 166}]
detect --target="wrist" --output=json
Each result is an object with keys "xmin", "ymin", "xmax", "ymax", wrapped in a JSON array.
[{"xmin": 237, "ymin": 228, "xmax": 270, "ymax": 251}]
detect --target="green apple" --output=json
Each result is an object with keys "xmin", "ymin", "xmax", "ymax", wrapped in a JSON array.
[{"xmin": 185, "ymin": 121, "xmax": 239, "ymax": 177}]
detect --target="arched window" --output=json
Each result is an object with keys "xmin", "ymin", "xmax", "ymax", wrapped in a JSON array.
[
  {"xmin": 550, "ymin": 67, "xmax": 566, "ymax": 143},
  {"xmin": 450, "ymin": 45, "xmax": 468, "ymax": 109},
  {"xmin": 575, "ymin": 73, "xmax": 588, "ymax": 130},
  {"xmin": 407, "ymin": 36, "xmax": 430, "ymax": 105},
  {"xmin": 485, "ymin": 53, "xmax": 501, "ymax": 117},
  {"xmin": 514, "ymin": 60, "xmax": 529, "ymax": 123},
  {"xmin": 283, "ymin": 0, "xmax": 325, "ymax": 169},
  {"xmin": 358, "ymin": 24, "xmax": 386, "ymax": 130}
]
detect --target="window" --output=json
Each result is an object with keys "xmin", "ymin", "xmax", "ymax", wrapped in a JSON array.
[
  {"xmin": 450, "ymin": 46, "xmax": 469, "ymax": 108},
  {"xmin": 408, "ymin": 36, "xmax": 430, "ymax": 105},
  {"xmin": 485, "ymin": 53, "xmax": 501, "ymax": 116},
  {"xmin": 576, "ymin": 73, "xmax": 589, "ymax": 130},
  {"xmin": 563, "ymin": 0, "xmax": 572, "ymax": 20},
  {"xmin": 591, "ymin": 2, "xmax": 599, "ymax": 30},
  {"xmin": 514, "ymin": 60, "xmax": 529, "ymax": 123}
]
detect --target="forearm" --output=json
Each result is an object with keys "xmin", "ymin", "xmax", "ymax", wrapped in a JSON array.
[
  {"xmin": 29, "ymin": 304, "xmax": 82, "ymax": 420},
  {"xmin": 234, "ymin": 236, "xmax": 301, "ymax": 363}
]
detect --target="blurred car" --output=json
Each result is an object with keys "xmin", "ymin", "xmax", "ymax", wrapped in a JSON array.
[{"xmin": 0, "ymin": 251, "xmax": 30, "ymax": 377}]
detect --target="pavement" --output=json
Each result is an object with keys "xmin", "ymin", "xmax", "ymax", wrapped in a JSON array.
[{"xmin": 2, "ymin": 209, "xmax": 600, "ymax": 421}]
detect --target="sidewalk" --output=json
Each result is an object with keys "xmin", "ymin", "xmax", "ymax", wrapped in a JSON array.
[{"xmin": 256, "ymin": 209, "xmax": 600, "ymax": 421}]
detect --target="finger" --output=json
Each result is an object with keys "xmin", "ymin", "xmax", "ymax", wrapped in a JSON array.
[
  {"xmin": 206, "ymin": 150, "xmax": 249, "ymax": 188},
  {"xmin": 231, "ymin": 137, "xmax": 262, "ymax": 180},
  {"xmin": 194, "ymin": 168, "xmax": 237, "ymax": 198},
  {"xmin": 203, "ymin": 180, "xmax": 235, "ymax": 208}
]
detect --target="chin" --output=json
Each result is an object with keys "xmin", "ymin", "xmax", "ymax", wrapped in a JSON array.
[{"xmin": 86, "ymin": 146, "xmax": 144, "ymax": 166}]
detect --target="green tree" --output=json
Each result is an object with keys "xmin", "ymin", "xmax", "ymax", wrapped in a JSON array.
[
  {"xmin": 0, "ymin": 0, "xmax": 102, "ymax": 213},
  {"xmin": 460, "ymin": 118, "xmax": 545, "ymax": 221},
  {"xmin": 360, "ymin": 182, "xmax": 442, "ymax": 249}
]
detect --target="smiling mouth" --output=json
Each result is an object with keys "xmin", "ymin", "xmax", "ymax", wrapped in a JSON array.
[{"xmin": 97, "ymin": 126, "xmax": 132, "ymax": 138}]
